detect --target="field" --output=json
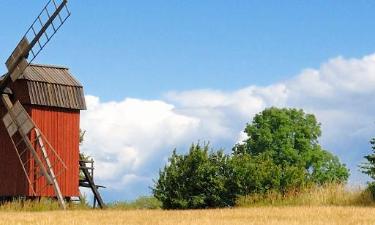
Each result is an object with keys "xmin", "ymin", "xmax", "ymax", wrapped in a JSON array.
[
  {"xmin": 1, "ymin": 207, "xmax": 375, "ymax": 225},
  {"xmin": 0, "ymin": 185, "xmax": 374, "ymax": 224}
]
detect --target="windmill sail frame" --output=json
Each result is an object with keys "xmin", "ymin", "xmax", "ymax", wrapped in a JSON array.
[
  {"xmin": 0, "ymin": 0, "xmax": 71, "ymax": 209},
  {"xmin": 0, "ymin": 0, "xmax": 71, "ymax": 92}
]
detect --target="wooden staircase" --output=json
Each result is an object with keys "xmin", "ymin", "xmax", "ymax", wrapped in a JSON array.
[{"xmin": 79, "ymin": 157, "xmax": 106, "ymax": 209}]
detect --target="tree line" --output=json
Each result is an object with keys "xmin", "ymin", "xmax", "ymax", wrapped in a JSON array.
[{"xmin": 152, "ymin": 107, "xmax": 370, "ymax": 209}]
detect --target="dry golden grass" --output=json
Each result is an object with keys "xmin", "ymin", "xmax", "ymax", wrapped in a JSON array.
[
  {"xmin": 237, "ymin": 184, "xmax": 374, "ymax": 207},
  {"xmin": 0, "ymin": 185, "xmax": 374, "ymax": 224},
  {"xmin": 0, "ymin": 207, "xmax": 375, "ymax": 225}
]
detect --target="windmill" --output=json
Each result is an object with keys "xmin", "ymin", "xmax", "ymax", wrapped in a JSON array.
[{"xmin": 0, "ymin": 0, "xmax": 77, "ymax": 209}]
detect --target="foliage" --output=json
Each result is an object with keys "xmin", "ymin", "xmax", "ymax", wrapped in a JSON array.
[
  {"xmin": 309, "ymin": 150, "xmax": 351, "ymax": 185},
  {"xmin": 365, "ymin": 182, "xmax": 375, "ymax": 200},
  {"xmin": 360, "ymin": 137, "xmax": 375, "ymax": 199},
  {"xmin": 153, "ymin": 143, "xmax": 235, "ymax": 209},
  {"xmin": 154, "ymin": 108, "xmax": 349, "ymax": 209},
  {"xmin": 360, "ymin": 138, "xmax": 375, "ymax": 180},
  {"xmin": 229, "ymin": 153, "xmax": 282, "ymax": 195},
  {"xmin": 109, "ymin": 196, "xmax": 161, "ymax": 210},
  {"xmin": 233, "ymin": 107, "xmax": 349, "ymax": 194}
]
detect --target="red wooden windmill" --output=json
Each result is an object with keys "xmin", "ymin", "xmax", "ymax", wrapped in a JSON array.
[{"xmin": 0, "ymin": 0, "xmax": 104, "ymax": 209}]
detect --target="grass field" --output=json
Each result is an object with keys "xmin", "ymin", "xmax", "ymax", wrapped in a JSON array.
[
  {"xmin": 1, "ymin": 207, "xmax": 375, "ymax": 225},
  {"xmin": 0, "ymin": 185, "xmax": 373, "ymax": 224}
]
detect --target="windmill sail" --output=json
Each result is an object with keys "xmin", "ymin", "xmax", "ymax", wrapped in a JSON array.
[
  {"xmin": 0, "ymin": 0, "xmax": 71, "ymax": 209},
  {"xmin": 1, "ymin": 0, "xmax": 70, "ymax": 90}
]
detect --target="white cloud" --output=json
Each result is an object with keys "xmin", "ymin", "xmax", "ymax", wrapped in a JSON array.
[
  {"xmin": 81, "ymin": 53, "xmax": 375, "ymax": 201},
  {"xmin": 81, "ymin": 97, "xmax": 199, "ymax": 189}
]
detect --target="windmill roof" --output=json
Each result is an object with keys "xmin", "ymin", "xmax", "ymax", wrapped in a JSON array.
[
  {"xmin": 20, "ymin": 64, "xmax": 83, "ymax": 87},
  {"xmin": 2, "ymin": 64, "xmax": 87, "ymax": 110},
  {"xmin": 0, "ymin": 64, "xmax": 83, "ymax": 86}
]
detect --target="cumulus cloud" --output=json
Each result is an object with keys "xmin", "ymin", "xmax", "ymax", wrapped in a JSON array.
[
  {"xmin": 286, "ymin": 55, "xmax": 375, "ymax": 148},
  {"xmin": 81, "ymin": 53, "xmax": 375, "ymax": 201},
  {"xmin": 80, "ymin": 97, "xmax": 199, "ymax": 198}
]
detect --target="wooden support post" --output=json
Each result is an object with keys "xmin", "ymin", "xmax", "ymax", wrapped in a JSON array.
[
  {"xmin": 79, "ymin": 160, "xmax": 106, "ymax": 209},
  {"xmin": 35, "ymin": 128, "xmax": 66, "ymax": 209}
]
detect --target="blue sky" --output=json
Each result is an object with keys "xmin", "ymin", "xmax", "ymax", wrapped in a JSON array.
[
  {"xmin": 2, "ymin": 1, "xmax": 375, "ymax": 100},
  {"xmin": 2, "ymin": 1, "xmax": 375, "ymax": 202}
]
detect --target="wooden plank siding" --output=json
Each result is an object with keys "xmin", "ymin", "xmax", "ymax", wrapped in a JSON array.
[
  {"xmin": 27, "ymin": 82, "xmax": 86, "ymax": 110},
  {"xmin": 0, "ymin": 105, "xmax": 80, "ymax": 197},
  {"xmin": 0, "ymin": 64, "xmax": 85, "ymax": 198},
  {"xmin": 29, "ymin": 106, "xmax": 80, "ymax": 197},
  {"xmin": 0, "ymin": 106, "xmax": 29, "ymax": 196}
]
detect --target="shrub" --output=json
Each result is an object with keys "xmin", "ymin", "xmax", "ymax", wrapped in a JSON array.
[{"xmin": 153, "ymin": 143, "xmax": 235, "ymax": 209}]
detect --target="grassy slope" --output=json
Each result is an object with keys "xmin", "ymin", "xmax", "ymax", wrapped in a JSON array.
[{"xmin": 1, "ymin": 207, "xmax": 375, "ymax": 225}]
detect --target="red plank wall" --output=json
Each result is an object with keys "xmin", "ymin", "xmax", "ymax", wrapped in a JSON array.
[
  {"xmin": 0, "ymin": 107, "xmax": 29, "ymax": 196},
  {"xmin": 0, "ymin": 105, "xmax": 80, "ymax": 197},
  {"xmin": 30, "ymin": 106, "xmax": 80, "ymax": 197},
  {"xmin": 0, "ymin": 81, "xmax": 32, "ymax": 196}
]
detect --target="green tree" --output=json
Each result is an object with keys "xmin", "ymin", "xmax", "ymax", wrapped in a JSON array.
[
  {"xmin": 309, "ymin": 150, "xmax": 350, "ymax": 185},
  {"xmin": 153, "ymin": 108, "xmax": 349, "ymax": 209},
  {"xmin": 230, "ymin": 153, "xmax": 282, "ymax": 195},
  {"xmin": 153, "ymin": 143, "xmax": 236, "ymax": 209},
  {"xmin": 361, "ymin": 138, "xmax": 375, "ymax": 180},
  {"xmin": 233, "ymin": 107, "xmax": 349, "ymax": 193},
  {"xmin": 360, "ymin": 137, "xmax": 375, "ymax": 199}
]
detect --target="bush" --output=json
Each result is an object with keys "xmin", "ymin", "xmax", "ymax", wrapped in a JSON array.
[{"xmin": 153, "ymin": 143, "xmax": 235, "ymax": 209}]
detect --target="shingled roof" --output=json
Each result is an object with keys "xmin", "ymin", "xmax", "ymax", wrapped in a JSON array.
[
  {"xmin": 20, "ymin": 64, "xmax": 82, "ymax": 86},
  {"xmin": 3, "ymin": 64, "xmax": 86, "ymax": 110}
]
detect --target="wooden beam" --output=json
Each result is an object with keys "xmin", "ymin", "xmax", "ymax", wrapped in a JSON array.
[{"xmin": 79, "ymin": 160, "xmax": 106, "ymax": 209}]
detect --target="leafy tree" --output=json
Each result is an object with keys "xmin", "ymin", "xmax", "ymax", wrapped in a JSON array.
[
  {"xmin": 359, "ymin": 137, "xmax": 375, "ymax": 199},
  {"xmin": 154, "ymin": 108, "xmax": 349, "ymax": 209},
  {"xmin": 233, "ymin": 107, "xmax": 349, "ymax": 193},
  {"xmin": 309, "ymin": 150, "xmax": 350, "ymax": 185},
  {"xmin": 153, "ymin": 143, "xmax": 235, "ymax": 209},
  {"xmin": 230, "ymin": 153, "xmax": 281, "ymax": 195},
  {"xmin": 361, "ymin": 138, "xmax": 375, "ymax": 180}
]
